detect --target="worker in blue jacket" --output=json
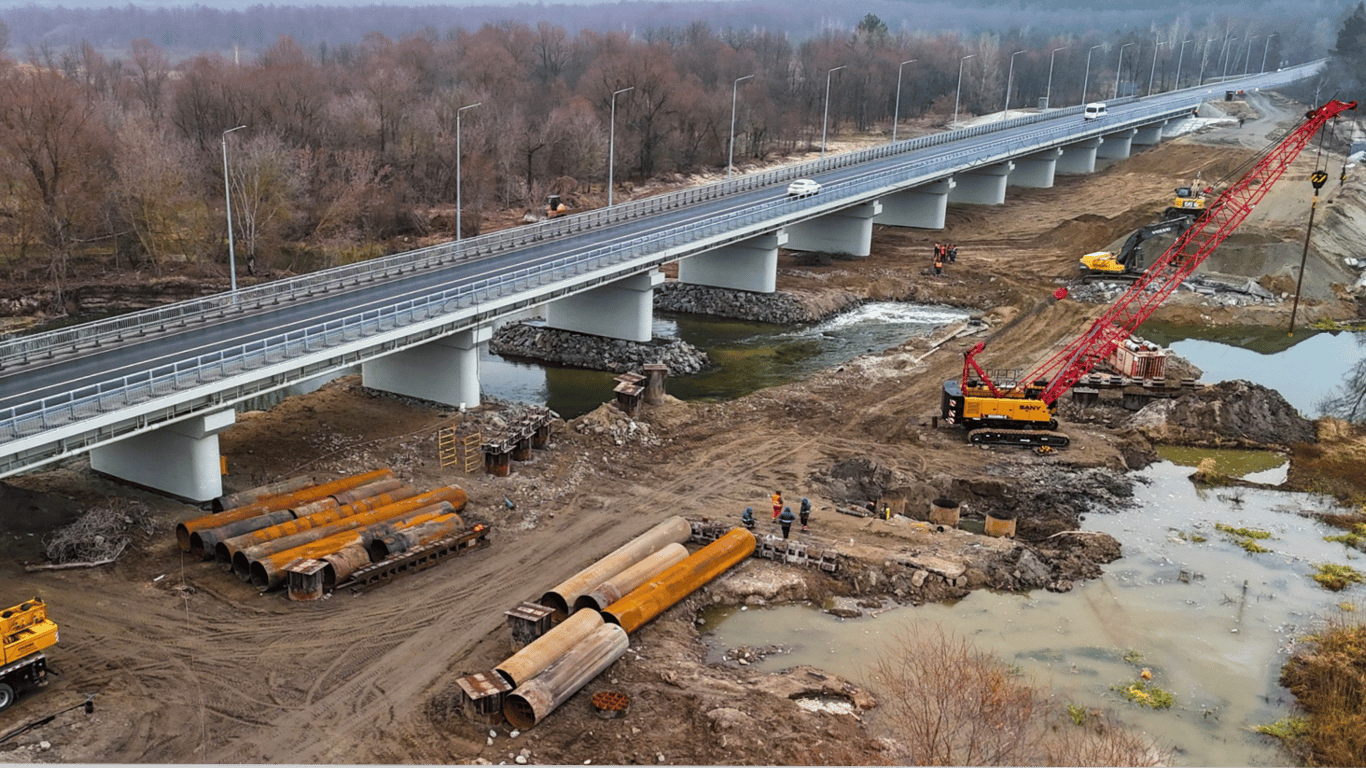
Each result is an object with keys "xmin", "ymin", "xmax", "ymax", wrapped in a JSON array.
[
  {"xmin": 741, "ymin": 507, "xmax": 755, "ymax": 530},
  {"xmin": 778, "ymin": 506, "xmax": 797, "ymax": 539},
  {"xmin": 799, "ymin": 498, "xmax": 811, "ymax": 532}
]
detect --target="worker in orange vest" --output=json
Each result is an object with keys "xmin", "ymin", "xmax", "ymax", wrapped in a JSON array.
[{"xmin": 771, "ymin": 491, "xmax": 783, "ymax": 521}]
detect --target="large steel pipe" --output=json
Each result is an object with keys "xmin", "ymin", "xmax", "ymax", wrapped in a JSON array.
[
  {"xmin": 214, "ymin": 481, "xmax": 423, "ymax": 565},
  {"xmin": 229, "ymin": 486, "xmax": 467, "ymax": 578},
  {"xmin": 603, "ymin": 528, "xmax": 755, "ymax": 635},
  {"xmin": 502, "ymin": 622, "xmax": 630, "ymax": 730},
  {"xmin": 212, "ymin": 475, "xmax": 316, "ymax": 513},
  {"xmin": 248, "ymin": 503, "xmax": 455, "ymax": 590},
  {"xmin": 367, "ymin": 514, "xmax": 466, "ymax": 560},
  {"xmin": 321, "ymin": 544, "xmax": 372, "ymax": 586},
  {"xmin": 176, "ymin": 468, "xmax": 394, "ymax": 551},
  {"xmin": 540, "ymin": 515, "xmax": 691, "ymax": 619},
  {"xmin": 189, "ymin": 509, "xmax": 297, "ymax": 558},
  {"xmin": 495, "ymin": 609, "xmax": 604, "ymax": 689},
  {"xmin": 573, "ymin": 542, "xmax": 689, "ymax": 613},
  {"xmin": 287, "ymin": 477, "xmax": 405, "ymax": 518}
]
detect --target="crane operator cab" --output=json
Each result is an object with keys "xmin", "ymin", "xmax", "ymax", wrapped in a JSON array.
[{"xmin": 1083, "ymin": 102, "xmax": 1108, "ymax": 120}]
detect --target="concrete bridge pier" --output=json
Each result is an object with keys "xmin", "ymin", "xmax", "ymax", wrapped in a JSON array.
[
  {"xmin": 546, "ymin": 271, "xmax": 663, "ymax": 342},
  {"xmin": 678, "ymin": 231, "xmax": 785, "ymax": 293},
  {"xmin": 1134, "ymin": 120, "xmax": 1167, "ymax": 147},
  {"xmin": 1098, "ymin": 128, "xmax": 1138, "ymax": 160},
  {"xmin": 361, "ymin": 327, "xmax": 492, "ymax": 408},
  {"xmin": 1009, "ymin": 149, "xmax": 1062, "ymax": 188},
  {"xmin": 948, "ymin": 162, "xmax": 1015, "ymax": 205},
  {"xmin": 875, "ymin": 179, "xmax": 956, "ymax": 229},
  {"xmin": 784, "ymin": 201, "xmax": 882, "ymax": 257},
  {"xmin": 1058, "ymin": 137, "xmax": 1103, "ymax": 174},
  {"xmin": 89, "ymin": 409, "xmax": 235, "ymax": 502}
]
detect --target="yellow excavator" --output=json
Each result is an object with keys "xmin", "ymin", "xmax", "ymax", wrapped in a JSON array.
[
  {"xmin": 1079, "ymin": 216, "xmax": 1195, "ymax": 276},
  {"xmin": 1, "ymin": 597, "xmax": 58, "ymax": 712},
  {"xmin": 1164, "ymin": 182, "xmax": 1209, "ymax": 220}
]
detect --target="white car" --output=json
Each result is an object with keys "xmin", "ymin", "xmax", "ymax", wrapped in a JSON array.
[{"xmin": 787, "ymin": 178, "xmax": 822, "ymax": 197}]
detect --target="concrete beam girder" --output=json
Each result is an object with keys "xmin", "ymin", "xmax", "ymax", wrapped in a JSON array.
[
  {"xmin": 1057, "ymin": 137, "xmax": 1103, "ymax": 175},
  {"xmin": 948, "ymin": 162, "xmax": 1015, "ymax": 205},
  {"xmin": 1133, "ymin": 120, "xmax": 1167, "ymax": 146},
  {"xmin": 677, "ymin": 231, "xmax": 786, "ymax": 293},
  {"xmin": 545, "ymin": 270, "xmax": 664, "ymax": 342},
  {"xmin": 874, "ymin": 178, "xmax": 956, "ymax": 229},
  {"xmin": 361, "ymin": 326, "xmax": 493, "ymax": 409},
  {"xmin": 1009, "ymin": 148, "xmax": 1063, "ymax": 189},
  {"xmin": 784, "ymin": 200, "xmax": 883, "ymax": 257},
  {"xmin": 89, "ymin": 409, "xmax": 236, "ymax": 502},
  {"xmin": 1097, "ymin": 128, "xmax": 1138, "ymax": 160}
]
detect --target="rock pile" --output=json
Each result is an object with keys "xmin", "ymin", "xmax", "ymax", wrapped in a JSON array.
[
  {"xmin": 490, "ymin": 320, "xmax": 710, "ymax": 374},
  {"xmin": 654, "ymin": 282, "xmax": 859, "ymax": 324}
]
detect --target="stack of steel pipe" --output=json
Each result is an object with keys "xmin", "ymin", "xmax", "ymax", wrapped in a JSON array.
[
  {"xmin": 177, "ymin": 468, "xmax": 394, "ymax": 554},
  {"xmin": 502, "ymin": 621, "xmax": 629, "ymax": 730},
  {"xmin": 539, "ymin": 515, "xmax": 692, "ymax": 619},
  {"xmin": 230, "ymin": 485, "xmax": 469, "ymax": 579},
  {"xmin": 248, "ymin": 502, "xmax": 462, "ymax": 590}
]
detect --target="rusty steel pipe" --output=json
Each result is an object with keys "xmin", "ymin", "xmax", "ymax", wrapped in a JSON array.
[
  {"xmin": 540, "ymin": 515, "xmax": 692, "ymax": 619},
  {"xmin": 229, "ymin": 486, "xmax": 467, "ymax": 578},
  {"xmin": 214, "ymin": 482, "xmax": 424, "ymax": 565},
  {"xmin": 176, "ymin": 468, "xmax": 394, "ymax": 551},
  {"xmin": 367, "ymin": 513, "xmax": 466, "ymax": 561},
  {"xmin": 321, "ymin": 544, "xmax": 373, "ymax": 586},
  {"xmin": 248, "ymin": 503, "xmax": 456, "ymax": 590},
  {"xmin": 287, "ymin": 478, "xmax": 405, "ymax": 518},
  {"xmin": 189, "ymin": 509, "xmax": 298, "ymax": 558},
  {"xmin": 212, "ymin": 475, "xmax": 316, "ymax": 513},
  {"xmin": 603, "ymin": 528, "xmax": 755, "ymax": 635},
  {"xmin": 502, "ymin": 622, "xmax": 630, "ymax": 730},
  {"xmin": 495, "ymin": 608, "xmax": 604, "ymax": 689},
  {"xmin": 573, "ymin": 542, "xmax": 689, "ymax": 613}
]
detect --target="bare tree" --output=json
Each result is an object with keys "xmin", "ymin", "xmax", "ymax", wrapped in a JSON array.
[
  {"xmin": 228, "ymin": 131, "xmax": 300, "ymax": 276},
  {"xmin": 113, "ymin": 112, "xmax": 206, "ymax": 273}
]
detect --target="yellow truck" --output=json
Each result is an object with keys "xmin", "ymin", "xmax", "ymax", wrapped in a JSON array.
[{"xmin": 1, "ymin": 597, "xmax": 58, "ymax": 712}]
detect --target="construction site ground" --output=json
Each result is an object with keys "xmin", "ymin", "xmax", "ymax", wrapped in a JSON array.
[{"xmin": 2, "ymin": 91, "xmax": 1365, "ymax": 764}]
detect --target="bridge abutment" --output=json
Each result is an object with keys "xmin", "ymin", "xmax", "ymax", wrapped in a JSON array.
[
  {"xmin": 90, "ymin": 410, "xmax": 235, "ymax": 502},
  {"xmin": 1097, "ymin": 128, "xmax": 1138, "ymax": 160},
  {"xmin": 361, "ymin": 327, "xmax": 492, "ymax": 408},
  {"xmin": 948, "ymin": 162, "xmax": 1015, "ymax": 205},
  {"xmin": 1058, "ymin": 137, "xmax": 1103, "ymax": 174},
  {"xmin": 546, "ymin": 271, "xmax": 663, "ymax": 342},
  {"xmin": 1009, "ymin": 149, "xmax": 1062, "ymax": 188},
  {"xmin": 875, "ymin": 179, "xmax": 956, "ymax": 228},
  {"xmin": 784, "ymin": 201, "xmax": 882, "ymax": 257},
  {"xmin": 678, "ymin": 231, "xmax": 785, "ymax": 293}
]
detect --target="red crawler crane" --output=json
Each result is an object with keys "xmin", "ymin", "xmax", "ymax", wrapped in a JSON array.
[{"xmin": 942, "ymin": 99, "xmax": 1358, "ymax": 447}]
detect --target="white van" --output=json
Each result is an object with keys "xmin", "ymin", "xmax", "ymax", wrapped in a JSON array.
[{"xmin": 1084, "ymin": 102, "xmax": 1108, "ymax": 120}]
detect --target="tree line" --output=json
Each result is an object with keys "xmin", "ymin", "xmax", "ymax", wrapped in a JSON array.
[{"xmin": 0, "ymin": 10, "xmax": 1332, "ymax": 300}]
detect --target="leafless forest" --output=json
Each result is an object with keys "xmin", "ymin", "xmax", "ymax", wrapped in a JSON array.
[{"xmin": 0, "ymin": 2, "xmax": 1342, "ymax": 296}]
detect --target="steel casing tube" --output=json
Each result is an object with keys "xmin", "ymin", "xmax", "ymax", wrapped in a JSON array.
[
  {"xmin": 502, "ymin": 622, "xmax": 629, "ymax": 730},
  {"xmin": 540, "ymin": 516, "xmax": 691, "ymax": 618},
  {"xmin": 189, "ymin": 509, "xmax": 297, "ymax": 559},
  {"xmin": 603, "ymin": 528, "xmax": 755, "ymax": 635},
  {"xmin": 321, "ymin": 543, "xmax": 373, "ymax": 586},
  {"xmin": 495, "ymin": 609, "xmax": 604, "ymax": 689},
  {"xmin": 215, "ymin": 483, "xmax": 424, "ymax": 565},
  {"xmin": 573, "ymin": 542, "xmax": 689, "ymax": 613},
  {"xmin": 212, "ymin": 475, "xmax": 316, "ymax": 513},
  {"xmin": 288, "ymin": 478, "xmax": 405, "ymax": 518},
  {"xmin": 367, "ymin": 514, "xmax": 466, "ymax": 560}
]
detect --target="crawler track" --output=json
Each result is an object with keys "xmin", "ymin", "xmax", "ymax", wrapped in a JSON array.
[{"xmin": 967, "ymin": 428, "xmax": 1071, "ymax": 448}]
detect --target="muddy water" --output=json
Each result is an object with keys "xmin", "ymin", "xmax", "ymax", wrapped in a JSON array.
[
  {"xmin": 702, "ymin": 455, "xmax": 1358, "ymax": 767},
  {"xmin": 479, "ymin": 302, "xmax": 970, "ymax": 419}
]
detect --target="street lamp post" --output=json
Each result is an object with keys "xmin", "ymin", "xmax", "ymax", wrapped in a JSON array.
[
  {"xmin": 892, "ymin": 58, "xmax": 915, "ymax": 142},
  {"xmin": 1082, "ymin": 44, "xmax": 1103, "ymax": 105},
  {"xmin": 608, "ymin": 85, "xmax": 633, "ymax": 207},
  {"xmin": 1175, "ymin": 38, "xmax": 1192, "ymax": 91},
  {"xmin": 1199, "ymin": 37, "xmax": 1218, "ymax": 86},
  {"xmin": 728, "ymin": 74, "xmax": 754, "ymax": 179},
  {"xmin": 220, "ymin": 124, "xmax": 246, "ymax": 295},
  {"xmin": 1261, "ymin": 33, "xmax": 1277, "ymax": 73},
  {"xmin": 954, "ymin": 54, "xmax": 976, "ymax": 127},
  {"xmin": 1114, "ymin": 42, "xmax": 1134, "ymax": 99},
  {"xmin": 1045, "ymin": 46, "xmax": 1067, "ymax": 109},
  {"xmin": 1004, "ymin": 50, "xmax": 1025, "ymax": 119},
  {"xmin": 820, "ymin": 65, "xmax": 846, "ymax": 157},
  {"xmin": 1221, "ymin": 36, "xmax": 1238, "ymax": 83},
  {"xmin": 455, "ymin": 102, "xmax": 480, "ymax": 242},
  {"xmin": 1244, "ymin": 36, "xmax": 1259, "ymax": 76},
  {"xmin": 1148, "ymin": 35, "xmax": 1162, "ymax": 96}
]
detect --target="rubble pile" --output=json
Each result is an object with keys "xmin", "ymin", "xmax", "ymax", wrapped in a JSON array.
[{"xmin": 490, "ymin": 320, "xmax": 709, "ymax": 374}]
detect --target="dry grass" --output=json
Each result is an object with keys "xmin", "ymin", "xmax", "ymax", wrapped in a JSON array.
[
  {"xmin": 871, "ymin": 625, "xmax": 1167, "ymax": 766},
  {"xmin": 1276, "ymin": 617, "xmax": 1366, "ymax": 766}
]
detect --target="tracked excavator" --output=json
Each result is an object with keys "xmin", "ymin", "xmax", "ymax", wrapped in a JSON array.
[
  {"xmin": 1079, "ymin": 216, "xmax": 1196, "ymax": 276},
  {"xmin": 942, "ymin": 99, "xmax": 1358, "ymax": 448},
  {"xmin": 1164, "ymin": 183, "xmax": 1210, "ymax": 220}
]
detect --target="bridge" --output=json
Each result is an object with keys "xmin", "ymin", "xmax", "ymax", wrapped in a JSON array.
[{"xmin": 0, "ymin": 66, "xmax": 1319, "ymax": 501}]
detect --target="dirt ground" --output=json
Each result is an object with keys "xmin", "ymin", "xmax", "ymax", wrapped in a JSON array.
[{"xmin": 2, "ymin": 91, "xmax": 1365, "ymax": 764}]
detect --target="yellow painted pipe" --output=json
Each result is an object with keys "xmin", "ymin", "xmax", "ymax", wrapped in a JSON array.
[
  {"xmin": 229, "ymin": 486, "xmax": 467, "ymax": 578},
  {"xmin": 502, "ymin": 622, "xmax": 629, "ymax": 730},
  {"xmin": 177, "ymin": 468, "xmax": 394, "ymax": 551},
  {"xmin": 540, "ymin": 515, "xmax": 691, "ymax": 619},
  {"xmin": 495, "ymin": 608, "xmax": 604, "ymax": 689},
  {"xmin": 212, "ymin": 474, "xmax": 316, "ymax": 513},
  {"xmin": 573, "ymin": 542, "xmax": 689, "ymax": 613},
  {"xmin": 603, "ymin": 528, "xmax": 755, "ymax": 635},
  {"xmin": 287, "ymin": 477, "xmax": 405, "ymax": 518}
]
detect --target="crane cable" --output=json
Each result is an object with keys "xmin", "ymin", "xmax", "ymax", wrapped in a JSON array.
[{"xmin": 1287, "ymin": 104, "xmax": 1342, "ymax": 336}]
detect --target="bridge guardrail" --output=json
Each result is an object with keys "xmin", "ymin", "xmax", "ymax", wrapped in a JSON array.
[{"xmin": 0, "ymin": 100, "xmax": 1200, "ymax": 447}]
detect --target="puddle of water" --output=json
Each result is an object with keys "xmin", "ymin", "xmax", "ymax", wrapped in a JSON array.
[
  {"xmin": 702, "ymin": 459, "xmax": 1358, "ymax": 767},
  {"xmin": 1156, "ymin": 445, "xmax": 1290, "ymax": 484}
]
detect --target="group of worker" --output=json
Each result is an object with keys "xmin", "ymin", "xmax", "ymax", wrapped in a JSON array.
[
  {"xmin": 932, "ymin": 242, "xmax": 957, "ymax": 275},
  {"xmin": 740, "ymin": 491, "xmax": 812, "ymax": 539}
]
